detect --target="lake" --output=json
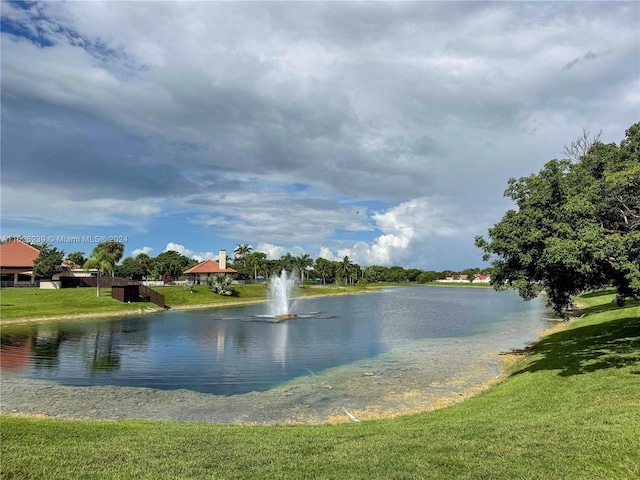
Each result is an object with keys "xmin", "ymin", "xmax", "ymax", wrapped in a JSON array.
[{"xmin": 1, "ymin": 286, "xmax": 551, "ymax": 396}]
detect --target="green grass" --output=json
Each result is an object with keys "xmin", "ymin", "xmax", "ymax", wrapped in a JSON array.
[
  {"xmin": 0, "ymin": 287, "xmax": 151, "ymax": 319},
  {"xmin": 0, "ymin": 283, "xmax": 387, "ymax": 321},
  {"xmin": 1, "ymin": 291, "xmax": 639, "ymax": 479},
  {"xmin": 158, "ymin": 283, "xmax": 268, "ymax": 307}
]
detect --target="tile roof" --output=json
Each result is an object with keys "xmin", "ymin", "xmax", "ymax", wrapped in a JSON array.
[
  {"xmin": 0, "ymin": 240, "xmax": 40, "ymax": 268},
  {"xmin": 184, "ymin": 259, "xmax": 237, "ymax": 274}
]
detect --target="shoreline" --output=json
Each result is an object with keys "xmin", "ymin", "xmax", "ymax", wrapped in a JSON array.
[
  {"xmin": 0, "ymin": 288, "xmax": 383, "ymax": 326},
  {"xmin": 0, "ymin": 283, "xmax": 491, "ymax": 326},
  {"xmin": 0, "ymin": 286, "xmax": 570, "ymax": 425}
]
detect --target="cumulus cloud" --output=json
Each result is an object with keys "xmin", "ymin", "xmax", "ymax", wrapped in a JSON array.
[
  {"xmin": 255, "ymin": 242, "xmax": 307, "ymax": 261},
  {"xmin": 164, "ymin": 243, "xmax": 215, "ymax": 263},
  {"xmin": 131, "ymin": 246, "xmax": 153, "ymax": 257},
  {"xmin": 317, "ymin": 197, "xmax": 481, "ymax": 267}
]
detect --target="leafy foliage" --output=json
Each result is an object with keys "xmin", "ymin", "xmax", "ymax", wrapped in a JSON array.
[
  {"xmin": 66, "ymin": 251, "xmax": 87, "ymax": 266},
  {"xmin": 152, "ymin": 251, "xmax": 196, "ymax": 280},
  {"xmin": 115, "ymin": 256, "xmax": 148, "ymax": 280},
  {"xmin": 207, "ymin": 274, "xmax": 235, "ymax": 296},
  {"xmin": 476, "ymin": 122, "xmax": 640, "ymax": 315},
  {"xmin": 33, "ymin": 243, "xmax": 64, "ymax": 279},
  {"xmin": 95, "ymin": 241, "xmax": 125, "ymax": 264}
]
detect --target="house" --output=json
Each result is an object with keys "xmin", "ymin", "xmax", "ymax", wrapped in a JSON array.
[
  {"xmin": 0, "ymin": 239, "xmax": 97, "ymax": 288},
  {"xmin": 52, "ymin": 260, "xmax": 96, "ymax": 281},
  {"xmin": 438, "ymin": 274, "xmax": 469, "ymax": 282},
  {"xmin": 473, "ymin": 273, "xmax": 491, "ymax": 283},
  {"xmin": 183, "ymin": 250, "xmax": 237, "ymax": 284},
  {"xmin": 436, "ymin": 273, "xmax": 492, "ymax": 283},
  {"xmin": 0, "ymin": 240, "xmax": 40, "ymax": 287}
]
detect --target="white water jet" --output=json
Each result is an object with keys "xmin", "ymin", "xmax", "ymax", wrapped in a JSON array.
[{"xmin": 268, "ymin": 269, "xmax": 297, "ymax": 319}]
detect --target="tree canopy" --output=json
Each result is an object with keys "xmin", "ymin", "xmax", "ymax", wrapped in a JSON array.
[
  {"xmin": 66, "ymin": 251, "xmax": 87, "ymax": 266},
  {"xmin": 33, "ymin": 243, "xmax": 64, "ymax": 279},
  {"xmin": 476, "ymin": 123, "xmax": 640, "ymax": 315},
  {"xmin": 96, "ymin": 241, "xmax": 125, "ymax": 264},
  {"xmin": 152, "ymin": 250, "xmax": 197, "ymax": 280}
]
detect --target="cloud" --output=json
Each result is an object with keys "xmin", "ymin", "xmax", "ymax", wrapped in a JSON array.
[
  {"xmin": 562, "ymin": 49, "xmax": 613, "ymax": 71},
  {"xmin": 317, "ymin": 197, "xmax": 481, "ymax": 267},
  {"xmin": 255, "ymin": 243, "xmax": 287, "ymax": 261},
  {"xmin": 1, "ymin": 1, "xmax": 638, "ymax": 271},
  {"xmin": 131, "ymin": 246, "xmax": 153, "ymax": 257},
  {"xmin": 164, "ymin": 243, "xmax": 215, "ymax": 263},
  {"xmin": 0, "ymin": 184, "xmax": 161, "ymax": 227}
]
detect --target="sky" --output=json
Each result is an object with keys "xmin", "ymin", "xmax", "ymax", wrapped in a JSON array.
[{"xmin": 1, "ymin": 1, "xmax": 639, "ymax": 271}]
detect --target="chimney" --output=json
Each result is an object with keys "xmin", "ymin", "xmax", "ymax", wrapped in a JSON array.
[{"xmin": 219, "ymin": 250, "xmax": 226, "ymax": 270}]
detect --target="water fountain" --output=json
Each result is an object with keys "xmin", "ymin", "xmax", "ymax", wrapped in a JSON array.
[{"xmin": 268, "ymin": 269, "xmax": 298, "ymax": 319}]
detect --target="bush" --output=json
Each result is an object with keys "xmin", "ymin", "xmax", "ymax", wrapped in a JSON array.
[{"xmin": 207, "ymin": 275, "xmax": 235, "ymax": 296}]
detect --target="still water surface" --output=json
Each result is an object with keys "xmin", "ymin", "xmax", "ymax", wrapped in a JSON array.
[{"xmin": 1, "ymin": 287, "xmax": 550, "ymax": 395}]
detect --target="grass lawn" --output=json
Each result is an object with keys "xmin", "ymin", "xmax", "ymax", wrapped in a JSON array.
[
  {"xmin": 0, "ymin": 287, "xmax": 152, "ymax": 320},
  {"xmin": 1, "ymin": 290, "xmax": 638, "ymax": 479},
  {"xmin": 0, "ymin": 283, "xmax": 387, "ymax": 321}
]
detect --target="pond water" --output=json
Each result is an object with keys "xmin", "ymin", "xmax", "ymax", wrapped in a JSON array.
[{"xmin": 1, "ymin": 286, "xmax": 551, "ymax": 396}]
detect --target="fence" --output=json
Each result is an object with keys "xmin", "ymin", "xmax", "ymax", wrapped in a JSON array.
[
  {"xmin": 0, "ymin": 281, "xmax": 40, "ymax": 288},
  {"xmin": 62, "ymin": 276, "xmax": 165, "ymax": 308}
]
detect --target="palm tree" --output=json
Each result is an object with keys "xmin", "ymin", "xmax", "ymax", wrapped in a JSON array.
[
  {"xmin": 84, "ymin": 247, "xmax": 116, "ymax": 297},
  {"xmin": 97, "ymin": 241, "xmax": 125, "ymax": 263},
  {"xmin": 281, "ymin": 253, "xmax": 296, "ymax": 274},
  {"xmin": 351, "ymin": 264, "xmax": 362, "ymax": 284},
  {"xmin": 248, "ymin": 251, "xmax": 267, "ymax": 280},
  {"xmin": 338, "ymin": 256, "xmax": 353, "ymax": 285},
  {"xmin": 233, "ymin": 244, "xmax": 252, "ymax": 267},
  {"xmin": 296, "ymin": 254, "xmax": 314, "ymax": 283},
  {"xmin": 314, "ymin": 258, "xmax": 333, "ymax": 285},
  {"xmin": 96, "ymin": 241, "xmax": 125, "ymax": 277}
]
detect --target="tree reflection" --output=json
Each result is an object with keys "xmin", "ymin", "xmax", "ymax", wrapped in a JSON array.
[
  {"xmin": 32, "ymin": 325, "xmax": 66, "ymax": 369},
  {"xmin": 87, "ymin": 324, "xmax": 121, "ymax": 374}
]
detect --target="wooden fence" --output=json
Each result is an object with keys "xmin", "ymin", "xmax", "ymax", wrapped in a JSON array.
[{"xmin": 62, "ymin": 276, "xmax": 165, "ymax": 308}]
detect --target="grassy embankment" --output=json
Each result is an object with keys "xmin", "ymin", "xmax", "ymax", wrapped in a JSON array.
[
  {"xmin": 1, "ymin": 290, "xmax": 638, "ymax": 479},
  {"xmin": 0, "ymin": 283, "xmax": 382, "ymax": 322}
]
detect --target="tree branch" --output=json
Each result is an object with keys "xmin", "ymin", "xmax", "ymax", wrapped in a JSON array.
[{"xmin": 562, "ymin": 128, "xmax": 603, "ymax": 162}]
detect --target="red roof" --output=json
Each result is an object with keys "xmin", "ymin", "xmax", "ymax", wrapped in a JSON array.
[
  {"xmin": 184, "ymin": 259, "xmax": 236, "ymax": 274},
  {"xmin": 0, "ymin": 240, "xmax": 40, "ymax": 268}
]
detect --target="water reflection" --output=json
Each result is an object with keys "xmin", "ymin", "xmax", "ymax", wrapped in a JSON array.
[{"xmin": 1, "ymin": 287, "xmax": 550, "ymax": 395}]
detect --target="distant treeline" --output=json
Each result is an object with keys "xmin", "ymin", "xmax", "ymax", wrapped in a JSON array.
[{"xmin": 98, "ymin": 246, "xmax": 491, "ymax": 285}]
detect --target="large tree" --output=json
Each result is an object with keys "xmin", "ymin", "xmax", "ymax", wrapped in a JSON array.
[
  {"xmin": 338, "ymin": 256, "xmax": 354, "ymax": 285},
  {"xmin": 476, "ymin": 123, "xmax": 640, "ymax": 315},
  {"xmin": 247, "ymin": 251, "xmax": 267, "ymax": 280},
  {"xmin": 296, "ymin": 254, "xmax": 314, "ymax": 282},
  {"xmin": 151, "ymin": 250, "xmax": 196, "ymax": 280},
  {"xmin": 314, "ymin": 258, "xmax": 334, "ymax": 285},
  {"xmin": 66, "ymin": 251, "xmax": 87, "ymax": 267},
  {"xmin": 33, "ymin": 243, "xmax": 64, "ymax": 279},
  {"xmin": 233, "ymin": 244, "xmax": 252, "ymax": 266},
  {"xmin": 96, "ymin": 241, "xmax": 125, "ymax": 264},
  {"xmin": 115, "ymin": 255, "xmax": 150, "ymax": 280}
]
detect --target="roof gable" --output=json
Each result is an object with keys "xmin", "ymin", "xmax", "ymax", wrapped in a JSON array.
[
  {"xmin": 184, "ymin": 259, "xmax": 237, "ymax": 274},
  {"xmin": 0, "ymin": 240, "xmax": 40, "ymax": 268}
]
